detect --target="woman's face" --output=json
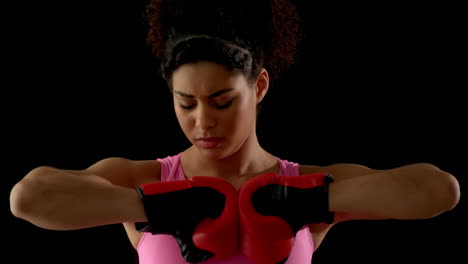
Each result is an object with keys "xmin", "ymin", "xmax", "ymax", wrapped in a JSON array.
[{"xmin": 171, "ymin": 61, "xmax": 262, "ymax": 159}]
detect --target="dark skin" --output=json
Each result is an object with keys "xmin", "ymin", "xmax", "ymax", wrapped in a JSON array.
[{"xmin": 10, "ymin": 61, "xmax": 460, "ymax": 251}]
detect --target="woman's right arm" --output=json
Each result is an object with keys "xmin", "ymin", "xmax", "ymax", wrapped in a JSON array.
[{"xmin": 9, "ymin": 157, "xmax": 161, "ymax": 231}]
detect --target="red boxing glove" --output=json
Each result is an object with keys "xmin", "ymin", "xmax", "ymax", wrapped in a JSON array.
[
  {"xmin": 239, "ymin": 172, "xmax": 334, "ymax": 264},
  {"xmin": 135, "ymin": 176, "xmax": 238, "ymax": 263}
]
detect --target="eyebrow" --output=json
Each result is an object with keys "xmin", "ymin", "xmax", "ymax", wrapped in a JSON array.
[{"xmin": 174, "ymin": 88, "xmax": 234, "ymax": 98}]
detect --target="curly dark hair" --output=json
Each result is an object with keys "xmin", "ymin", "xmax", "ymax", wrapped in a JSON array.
[{"xmin": 144, "ymin": 0, "xmax": 303, "ymax": 89}]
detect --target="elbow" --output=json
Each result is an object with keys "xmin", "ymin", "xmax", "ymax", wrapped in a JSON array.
[
  {"xmin": 10, "ymin": 179, "xmax": 37, "ymax": 220},
  {"xmin": 441, "ymin": 172, "xmax": 460, "ymax": 212},
  {"xmin": 421, "ymin": 164, "xmax": 461, "ymax": 218},
  {"xmin": 9, "ymin": 167, "xmax": 53, "ymax": 221}
]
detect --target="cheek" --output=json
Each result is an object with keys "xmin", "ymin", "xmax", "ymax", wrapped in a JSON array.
[
  {"xmin": 240, "ymin": 92, "xmax": 257, "ymax": 118},
  {"xmin": 175, "ymin": 110, "xmax": 192, "ymax": 132},
  {"xmin": 227, "ymin": 97, "xmax": 256, "ymax": 130}
]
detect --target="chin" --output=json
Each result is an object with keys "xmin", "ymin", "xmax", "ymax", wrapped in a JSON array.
[{"xmin": 196, "ymin": 147, "xmax": 231, "ymax": 160}]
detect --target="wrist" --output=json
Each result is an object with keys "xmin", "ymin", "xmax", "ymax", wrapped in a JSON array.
[{"xmin": 112, "ymin": 186, "xmax": 147, "ymax": 223}]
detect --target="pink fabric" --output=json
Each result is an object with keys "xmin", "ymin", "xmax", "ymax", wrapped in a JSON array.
[{"xmin": 137, "ymin": 153, "xmax": 314, "ymax": 264}]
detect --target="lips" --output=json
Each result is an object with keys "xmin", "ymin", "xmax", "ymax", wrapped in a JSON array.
[{"xmin": 196, "ymin": 137, "xmax": 224, "ymax": 149}]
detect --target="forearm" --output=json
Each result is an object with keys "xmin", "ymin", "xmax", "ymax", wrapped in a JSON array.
[
  {"xmin": 328, "ymin": 163, "xmax": 460, "ymax": 220},
  {"xmin": 10, "ymin": 167, "xmax": 146, "ymax": 230}
]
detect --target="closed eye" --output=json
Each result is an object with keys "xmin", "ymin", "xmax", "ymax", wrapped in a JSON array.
[
  {"xmin": 179, "ymin": 99, "xmax": 233, "ymax": 110},
  {"xmin": 180, "ymin": 104, "xmax": 195, "ymax": 109},
  {"xmin": 215, "ymin": 100, "xmax": 233, "ymax": 109}
]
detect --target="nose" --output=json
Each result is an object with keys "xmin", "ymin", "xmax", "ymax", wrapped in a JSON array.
[{"xmin": 195, "ymin": 104, "xmax": 217, "ymax": 131}]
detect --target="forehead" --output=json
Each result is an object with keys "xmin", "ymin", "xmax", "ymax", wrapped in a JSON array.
[{"xmin": 172, "ymin": 61, "xmax": 248, "ymax": 95}]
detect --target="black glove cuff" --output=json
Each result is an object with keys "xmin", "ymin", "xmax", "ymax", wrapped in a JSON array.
[
  {"xmin": 322, "ymin": 174, "xmax": 335, "ymax": 224},
  {"xmin": 134, "ymin": 186, "xmax": 153, "ymax": 232}
]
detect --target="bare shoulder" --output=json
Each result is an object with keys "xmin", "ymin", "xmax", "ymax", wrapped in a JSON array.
[
  {"xmin": 300, "ymin": 163, "xmax": 377, "ymax": 181},
  {"xmin": 80, "ymin": 157, "xmax": 161, "ymax": 188}
]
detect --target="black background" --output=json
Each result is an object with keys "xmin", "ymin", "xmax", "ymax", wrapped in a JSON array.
[{"xmin": 3, "ymin": 1, "xmax": 466, "ymax": 263}]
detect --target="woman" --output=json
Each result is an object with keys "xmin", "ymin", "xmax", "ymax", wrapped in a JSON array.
[{"xmin": 9, "ymin": 0, "xmax": 460, "ymax": 263}]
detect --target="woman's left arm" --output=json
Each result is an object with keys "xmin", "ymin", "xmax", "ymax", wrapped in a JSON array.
[{"xmin": 303, "ymin": 163, "xmax": 460, "ymax": 222}]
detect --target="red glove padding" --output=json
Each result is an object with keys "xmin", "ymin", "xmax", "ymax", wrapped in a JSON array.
[
  {"xmin": 135, "ymin": 176, "xmax": 238, "ymax": 263},
  {"xmin": 239, "ymin": 172, "xmax": 334, "ymax": 264}
]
